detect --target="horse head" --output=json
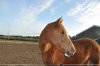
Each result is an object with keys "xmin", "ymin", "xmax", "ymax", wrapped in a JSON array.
[{"xmin": 39, "ymin": 17, "xmax": 76, "ymax": 57}]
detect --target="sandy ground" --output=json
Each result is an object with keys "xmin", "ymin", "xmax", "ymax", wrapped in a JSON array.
[
  {"xmin": 0, "ymin": 39, "xmax": 97, "ymax": 66},
  {"xmin": 0, "ymin": 39, "xmax": 44, "ymax": 66}
]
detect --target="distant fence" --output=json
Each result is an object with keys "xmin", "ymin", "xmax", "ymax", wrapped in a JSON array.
[{"xmin": 0, "ymin": 35, "xmax": 39, "ymax": 42}]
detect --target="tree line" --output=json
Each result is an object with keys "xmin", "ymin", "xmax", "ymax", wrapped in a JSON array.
[{"xmin": 0, "ymin": 35, "xmax": 39, "ymax": 42}]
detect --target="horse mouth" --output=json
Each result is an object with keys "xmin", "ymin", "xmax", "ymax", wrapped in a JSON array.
[
  {"xmin": 64, "ymin": 51, "xmax": 75, "ymax": 57},
  {"xmin": 64, "ymin": 53, "xmax": 71, "ymax": 57}
]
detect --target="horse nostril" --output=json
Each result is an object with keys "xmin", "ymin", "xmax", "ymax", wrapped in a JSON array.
[{"xmin": 67, "ymin": 51, "xmax": 70, "ymax": 55}]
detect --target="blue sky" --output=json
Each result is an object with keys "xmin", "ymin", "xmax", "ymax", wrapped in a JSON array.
[{"xmin": 0, "ymin": 0, "xmax": 100, "ymax": 36}]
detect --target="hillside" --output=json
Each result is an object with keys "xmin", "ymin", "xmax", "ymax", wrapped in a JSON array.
[{"xmin": 72, "ymin": 25, "xmax": 100, "ymax": 40}]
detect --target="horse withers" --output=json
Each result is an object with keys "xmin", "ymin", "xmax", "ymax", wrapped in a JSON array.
[{"xmin": 39, "ymin": 17, "xmax": 76, "ymax": 66}]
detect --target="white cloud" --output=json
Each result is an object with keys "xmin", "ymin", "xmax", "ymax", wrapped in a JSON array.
[
  {"xmin": 67, "ymin": 0, "xmax": 100, "ymax": 36},
  {"xmin": 13, "ymin": 0, "xmax": 54, "ymax": 28},
  {"xmin": 77, "ymin": 2, "xmax": 100, "ymax": 26},
  {"xmin": 67, "ymin": 0, "xmax": 96, "ymax": 16},
  {"xmin": 10, "ymin": 0, "xmax": 54, "ymax": 36}
]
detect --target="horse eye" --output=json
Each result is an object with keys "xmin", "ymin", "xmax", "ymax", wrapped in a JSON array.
[{"xmin": 61, "ymin": 31, "xmax": 64, "ymax": 34}]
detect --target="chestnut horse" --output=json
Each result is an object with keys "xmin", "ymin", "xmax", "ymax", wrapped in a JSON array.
[
  {"xmin": 63, "ymin": 38, "xmax": 100, "ymax": 66},
  {"xmin": 39, "ymin": 17, "xmax": 76, "ymax": 66}
]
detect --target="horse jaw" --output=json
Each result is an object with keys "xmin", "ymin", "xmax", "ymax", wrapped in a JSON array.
[{"xmin": 64, "ymin": 53, "xmax": 70, "ymax": 57}]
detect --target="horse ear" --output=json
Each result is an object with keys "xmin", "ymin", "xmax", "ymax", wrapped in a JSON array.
[{"xmin": 55, "ymin": 17, "xmax": 63, "ymax": 25}]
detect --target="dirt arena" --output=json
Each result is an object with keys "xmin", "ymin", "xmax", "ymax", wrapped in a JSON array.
[
  {"xmin": 0, "ymin": 39, "xmax": 44, "ymax": 66},
  {"xmin": 0, "ymin": 39, "xmax": 97, "ymax": 66}
]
